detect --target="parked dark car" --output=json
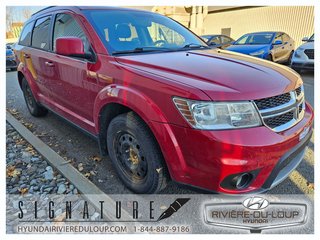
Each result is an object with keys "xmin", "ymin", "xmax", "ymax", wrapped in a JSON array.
[
  {"xmin": 291, "ymin": 34, "xmax": 314, "ymax": 72},
  {"xmin": 227, "ymin": 31, "xmax": 295, "ymax": 63},
  {"xmin": 201, "ymin": 34, "xmax": 234, "ymax": 49},
  {"xmin": 6, "ymin": 48, "xmax": 17, "ymax": 71},
  {"xmin": 16, "ymin": 6, "xmax": 313, "ymax": 194}
]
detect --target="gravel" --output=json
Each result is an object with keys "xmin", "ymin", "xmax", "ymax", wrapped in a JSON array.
[
  {"xmin": 5, "ymin": 122, "xmax": 101, "ymax": 233},
  {"xmin": 6, "ymin": 122, "xmax": 79, "ymax": 196}
]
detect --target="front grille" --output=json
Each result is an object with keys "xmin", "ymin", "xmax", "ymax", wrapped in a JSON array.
[
  {"xmin": 264, "ymin": 111, "xmax": 294, "ymax": 129},
  {"xmin": 254, "ymin": 92, "xmax": 291, "ymax": 110},
  {"xmin": 254, "ymin": 87, "xmax": 305, "ymax": 132},
  {"xmin": 299, "ymin": 104, "xmax": 303, "ymax": 114},
  {"xmin": 304, "ymin": 49, "xmax": 314, "ymax": 59},
  {"xmin": 295, "ymin": 86, "xmax": 302, "ymax": 97}
]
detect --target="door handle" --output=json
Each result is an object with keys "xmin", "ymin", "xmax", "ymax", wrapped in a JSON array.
[
  {"xmin": 45, "ymin": 61, "xmax": 55, "ymax": 67},
  {"xmin": 23, "ymin": 53, "xmax": 30, "ymax": 58}
]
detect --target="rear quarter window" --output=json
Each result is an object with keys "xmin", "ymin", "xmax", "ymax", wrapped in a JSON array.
[
  {"xmin": 32, "ymin": 16, "xmax": 51, "ymax": 50},
  {"xmin": 19, "ymin": 21, "xmax": 34, "ymax": 46}
]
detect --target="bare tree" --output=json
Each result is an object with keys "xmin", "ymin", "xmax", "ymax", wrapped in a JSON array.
[
  {"xmin": 6, "ymin": 6, "xmax": 14, "ymax": 32},
  {"xmin": 22, "ymin": 8, "xmax": 32, "ymax": 20}
]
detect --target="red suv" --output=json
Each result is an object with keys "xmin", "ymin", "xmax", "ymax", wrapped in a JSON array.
[{"xmin": 16, "ymin": 6, "xmax": 313, "ymax": 194}]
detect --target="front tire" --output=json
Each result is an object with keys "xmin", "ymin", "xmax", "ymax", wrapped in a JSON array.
[
  {"xmin": 22, "ymin": 78, "xmax": 48, "ymax": 117},
  {"xmin": 107, "ymin": 112, "xmax": 168, "ymax": 193}
]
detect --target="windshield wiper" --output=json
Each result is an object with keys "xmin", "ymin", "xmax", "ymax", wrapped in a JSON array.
[
  {"xmin": 113, "ymin": 47, "xmax": 172, "ymax": 55},
  {"xmin": 182, "ymin": 43, "xmax": 210, "ymax": 49}
]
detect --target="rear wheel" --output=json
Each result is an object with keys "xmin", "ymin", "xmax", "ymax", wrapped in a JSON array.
[
  {"xmin": 22, "ymin": 78, "xmax": 48, "ymax": 117},
  {"xmin": 107, "ymin": 112, "xmax": 168, "ymax": 193}
]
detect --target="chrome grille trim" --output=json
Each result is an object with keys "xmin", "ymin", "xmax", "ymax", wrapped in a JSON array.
[
  {"xmin": 254, "ymin": 92, "xmax": 291, "ymax": 111},
  {"xmin": 253, "ymin": 86, "xmax": 305, "ymax": 132}
]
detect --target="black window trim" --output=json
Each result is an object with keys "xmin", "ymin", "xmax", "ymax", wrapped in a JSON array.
[
  {"xmin": 30, "ymin": 14, "xmax": 54, "ymax": 52},
  {"xmin": 18, "ymin": 10, "xmax": 96, "ymax": 63},
  {"xmin": 221, "ymin": 35, "xmax": 233, "ymax": 43},
  {"xmin": 51, "ymin": 10, "xmax": 97, "ymax": 63},
  {"xmin": 19, "ymin": 21, "xmax": 35, "ymax": 47}
]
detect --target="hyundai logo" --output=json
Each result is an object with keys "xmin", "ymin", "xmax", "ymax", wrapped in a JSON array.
[{"xmin": 242, "ymin": 196, "xmax": 269, "ymax": 210}]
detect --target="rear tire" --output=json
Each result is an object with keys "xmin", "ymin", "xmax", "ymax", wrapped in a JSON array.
[
  {"xmin": 107, "ymin": 112, "xmax": 168, "ymax": 193},
  {"xmin": 22, "ymin": 78, "xmax": 48, "ymax": 117}
]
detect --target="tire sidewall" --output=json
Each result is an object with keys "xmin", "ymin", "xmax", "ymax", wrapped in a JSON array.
[
  {"xmin": 22, "ymin": 78, "xmax": 36, "ymax": 114},
  {"xmin": 107, "ymin": 114, "xmax": 163, "ymax": 193}
]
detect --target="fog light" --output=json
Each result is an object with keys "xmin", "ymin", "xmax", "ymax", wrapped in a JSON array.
[{"xmin": 234, "ymin": 173, "xmax": 252, "ymax": 189}]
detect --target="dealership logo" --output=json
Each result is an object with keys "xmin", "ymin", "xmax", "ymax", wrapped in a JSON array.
[
  {"xmin": 242, "ymin": 197, "xmax": 269, "ymax": 210},
  {"xmin": 203, "ymin": 196, "xmax": 308, "ymax": 233}
]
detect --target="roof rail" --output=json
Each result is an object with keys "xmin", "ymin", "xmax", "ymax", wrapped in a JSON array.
[{"xmin": 31, "ymin": 6, "xmax": 56, "ymax": 16}]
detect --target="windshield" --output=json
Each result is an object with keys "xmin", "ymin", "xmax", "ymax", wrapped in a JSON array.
[
  {"xmin": 201, "ymin": 36, "xmax": 211, "ymax": 41},
  {"xmin": 308, "ymin": 34, "xmax": 314, "ymax": 41},
  {"xmin": 234, "ymin": 33, "xmax": 274, "ymax": 45},
  {"xmin": 84, "ymin": 9, "xmax": 207, "ymax": 54}
]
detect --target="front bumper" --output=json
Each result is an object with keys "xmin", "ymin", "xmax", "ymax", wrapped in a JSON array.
[
  {"xmin": 291, "ymin": 51, "xmax": 314, "ymax": 70},
  {"xmin": 151, "ymin": 102, "xmax": 313, "ymax": 194},
  {"xmin": 291, "ymin": 61, "xmax": 314, "ymax": 70}
]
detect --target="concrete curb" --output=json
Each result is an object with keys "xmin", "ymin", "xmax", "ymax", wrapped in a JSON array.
[{"xmin": 6, "ymin": 111, "xmax": 133, "ymax": 222}]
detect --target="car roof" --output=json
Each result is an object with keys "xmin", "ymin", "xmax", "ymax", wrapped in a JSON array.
[
  {"xmin": 202, "ymin": 34, "xmax": 219, "ymax": 37},
  {"xmin": 244, "ymin": 31, "xmax": 278, "ymax": 35},
  {"xmin": 31, "ymin": 6, "xmax": 152, "ymax": 19},
  {"xmin": 201, "ymin": 34, "xmax": 233, "ymax": 39}
]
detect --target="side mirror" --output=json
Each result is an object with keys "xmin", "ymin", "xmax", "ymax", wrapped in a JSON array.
[
  {"xmin": 56, "ymin": 37, "xmax": 92, "ymax": 59},
  {"xmin": 302, "ymin": 37, "xmax": 309, "ymax": 42},
  {"xmin": 209, "ymin": 42, "xmax": 217, "ymax": 46},
  {"xmin": 273, "ymin": 40, "xmax": 283, "ymax": 45}
]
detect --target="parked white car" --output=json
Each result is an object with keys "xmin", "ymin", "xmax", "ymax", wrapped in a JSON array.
[{"xmin": 291, "ymin": 34, "xmax": 314, "ymax": 72}]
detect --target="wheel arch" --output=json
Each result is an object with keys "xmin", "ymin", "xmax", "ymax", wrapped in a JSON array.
[
  {"xmin": 17, "ymin": 71, "xmax": 24, "ymax": 89},
  {"xmin": 94, "ymin": 85, "xmax": 168, "ymax": 156}
]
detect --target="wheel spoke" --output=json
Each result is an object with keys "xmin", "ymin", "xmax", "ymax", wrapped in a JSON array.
[{"xmin": 114, "ymin": 132, "xmax": 147, "ymax": 181}]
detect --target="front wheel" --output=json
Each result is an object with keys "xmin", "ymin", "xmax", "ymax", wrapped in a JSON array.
[
  {"xmin": 22, "ymin": 78, "xmax": 48, "ymax": 117},
  {"xmin": 107, "ymin": 112, "xmax": 168, "ymax": 193}
]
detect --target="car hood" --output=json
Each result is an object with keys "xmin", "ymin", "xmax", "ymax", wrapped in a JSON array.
[
  {"xmin": 6, "ymin": 49, "xmax": 13, "ymax": 55},
  {"xmin": 226, "ymin": 44, "xmax": 269, "ymax": 54},
  {"xmin": 297, "ymin": 41, "xmax": 314, "ymax": 50},
  {"xmin": 115, "ymin": 49, "xmax": 302, "ymax": 101}
]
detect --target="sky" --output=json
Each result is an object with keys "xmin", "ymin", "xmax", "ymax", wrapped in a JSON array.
[{"xmin": 6, "ymin": 6, "xmax": 46, "ymax": 23}]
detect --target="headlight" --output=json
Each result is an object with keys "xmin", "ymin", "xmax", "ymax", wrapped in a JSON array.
[
  {"xmin": 173, "ymin": 98, "xmax": 262, "ymax": 130},
  {"xmin": 294, "ymin": 48, "xmax": 304, "ymax": 58},
  {"xmin": 250, "ymin": 49, "xmax": 265, "ymax": 56}
]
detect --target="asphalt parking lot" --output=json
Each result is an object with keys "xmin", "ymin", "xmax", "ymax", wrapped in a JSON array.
[{"xmin": 6, "ymin": 69, "xmax": 314, "ymax": 195}]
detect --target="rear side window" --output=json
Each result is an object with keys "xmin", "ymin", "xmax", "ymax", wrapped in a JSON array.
[
  {"xmin": 221, "ymin": 36, "xmax": 232, "ymax": 43},
  {"xmin": 209, "ymin": 36, "xmax": 220, "ymax": 45},
  {"xmin": 32, "ymin": 16, "xmax": 51, "ymax": 50},
  {"xmin": 53, "ymin": 13, "xmax": 90, "ymax": 52},
  {"xmin": 273, "ymin": 33, "xmax": 284, "ymax": 44},
  {"xmin": 283, "ymin": 34, "xmax": 290, "ymax": 43},
  {"xmin": 19, "ymin": 22, "xmax": 33, "ymax": 46}
]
